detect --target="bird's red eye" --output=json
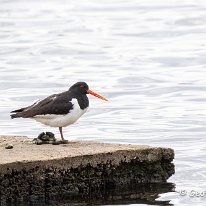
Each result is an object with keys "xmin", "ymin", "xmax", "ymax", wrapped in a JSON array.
[{"xmin": 80, "ymin": 85, "xmax": 84, "ymax": 88}]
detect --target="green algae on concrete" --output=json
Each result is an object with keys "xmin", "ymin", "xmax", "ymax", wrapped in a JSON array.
[{"xmin": 0, "ymin": 135, "xmax": 175, "ymax": 205}]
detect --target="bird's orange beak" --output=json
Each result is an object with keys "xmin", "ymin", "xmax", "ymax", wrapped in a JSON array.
[{"xmin": 87, "ymin": 89, "xmax": 108, "ymax": 101}]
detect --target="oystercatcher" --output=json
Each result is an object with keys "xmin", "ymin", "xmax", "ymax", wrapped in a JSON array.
[{"xmin": 10, "ymin": 82, "xmax": 108, "ymax": 141}]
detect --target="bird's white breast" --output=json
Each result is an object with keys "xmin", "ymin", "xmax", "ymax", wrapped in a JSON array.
[{"xmin": 32, "ymin": 99, "xmax": 88, "ymax": 127}]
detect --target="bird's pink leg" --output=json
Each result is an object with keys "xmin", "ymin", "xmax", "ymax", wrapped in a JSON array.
[{"xmin": 59, "ymin": 127, "xmax": 64, "ymax": 141}]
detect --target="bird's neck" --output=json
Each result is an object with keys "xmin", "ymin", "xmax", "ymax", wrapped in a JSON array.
[{"xmin": 70, "ymin": 91, "xmax": 89, "ymax": 110}]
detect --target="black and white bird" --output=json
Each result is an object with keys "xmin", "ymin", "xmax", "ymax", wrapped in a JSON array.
[{"xmin": 10, "ymin": 82, "xmax": 108, "ymax": 141}]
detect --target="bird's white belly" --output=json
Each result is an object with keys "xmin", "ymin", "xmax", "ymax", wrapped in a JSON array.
[{"xmin": 32, "ymin": 99, "xmax": 88, "ymax": 127}]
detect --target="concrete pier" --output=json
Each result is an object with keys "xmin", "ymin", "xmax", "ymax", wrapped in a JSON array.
[{"xmin": 0, "ymin": 135, "xmax": 175, "ymax": 205}]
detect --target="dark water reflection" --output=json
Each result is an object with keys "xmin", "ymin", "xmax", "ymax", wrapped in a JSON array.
[{"xmin": 28, "ymin": 183, "xmax": 175, "ymax": 206}]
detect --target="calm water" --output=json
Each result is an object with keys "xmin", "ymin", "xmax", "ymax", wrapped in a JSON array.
[{"xmin": 0, "ymin": 0, "xmax": 206, "ymax": 205}]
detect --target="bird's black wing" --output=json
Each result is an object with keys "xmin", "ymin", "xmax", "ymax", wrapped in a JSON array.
[{"xmin": 10, "ymin": 91, "xmax": 74, "ymax": 118}]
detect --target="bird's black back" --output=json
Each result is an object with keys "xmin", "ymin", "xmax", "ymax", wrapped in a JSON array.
[{"xmin": 11, "ymin": 89, "xmax": 89, "ymax": 118}]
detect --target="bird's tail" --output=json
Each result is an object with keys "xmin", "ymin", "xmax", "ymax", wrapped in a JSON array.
[
  {"xmin": 10, "ymin": 113, "xmax": 22, "ymax": 119},
  {"xmin": 10, "ymin": 108, "xmax": 25, "ymax": 119}
]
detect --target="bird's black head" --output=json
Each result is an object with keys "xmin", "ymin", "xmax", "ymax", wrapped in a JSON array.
[
  {"xmin": 69, "ymin": 82, "xmax": 89, "ymax": 95},
  {"xmin": 69, "ymin": 82, "xmax": 108, "ymax": 101}
]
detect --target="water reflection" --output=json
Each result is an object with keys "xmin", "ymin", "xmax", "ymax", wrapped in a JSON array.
[{"xmin": 30, "ymin": 183, "xmax": 175, "ymax": 206}]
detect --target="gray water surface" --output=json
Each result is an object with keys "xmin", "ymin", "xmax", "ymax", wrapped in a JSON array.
[{"xmin": 0, "ymin": 0, "xmax": 206, "ymax": 205}]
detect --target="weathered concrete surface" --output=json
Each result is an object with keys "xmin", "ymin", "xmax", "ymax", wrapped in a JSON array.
[{"xmin": 0, "ymin": 135, "xmax": 175, "ymax": 205}]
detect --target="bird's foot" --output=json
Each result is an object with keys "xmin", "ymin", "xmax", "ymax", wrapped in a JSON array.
[
  {"xmin": 58, "ymin": 140, "xmax": 77, "ymax": 144},
  {"xmin": 59, "ymin": 140, "xmax": 69, "ymax": 144}
]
